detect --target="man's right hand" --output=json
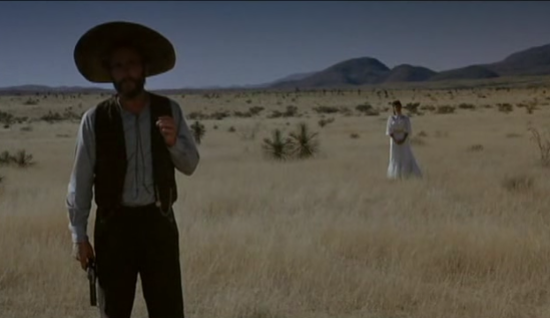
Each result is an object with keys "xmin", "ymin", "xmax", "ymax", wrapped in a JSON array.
[{"xmin": 73, "ymin": 241, "xmax": 95, "ymax": 270}]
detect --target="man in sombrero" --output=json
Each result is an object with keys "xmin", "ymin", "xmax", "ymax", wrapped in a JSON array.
[{"xmin": 66, "ymin": 21, "xmax": 200, "ymax": 318}]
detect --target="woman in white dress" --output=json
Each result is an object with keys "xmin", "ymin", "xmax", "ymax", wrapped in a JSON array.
[{"xmin": 385, "ymin": 100, "xmax": 422, "ymax": 179}]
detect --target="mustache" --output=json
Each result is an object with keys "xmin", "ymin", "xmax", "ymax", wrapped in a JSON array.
[{"xmin": 117, "ymin": 78, "xmax": 139, "ymax": 85}]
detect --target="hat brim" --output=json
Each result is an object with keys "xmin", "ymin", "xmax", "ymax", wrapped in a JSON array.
[{"xmin": 74, "ymin": 21, "xmax": 176, "ymax": 83}]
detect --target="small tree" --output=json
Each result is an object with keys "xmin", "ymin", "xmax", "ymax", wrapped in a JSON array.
[{"xmin": 191, "ymin": 121, "xmax": 206, "ymax": 145}]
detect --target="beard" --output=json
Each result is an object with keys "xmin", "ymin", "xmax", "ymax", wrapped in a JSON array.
[{"xmin": 113, "ymin": 77, "xmax": 146, "ymax": 99}]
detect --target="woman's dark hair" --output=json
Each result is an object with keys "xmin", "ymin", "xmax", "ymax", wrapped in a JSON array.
[{"xmin": 392, "ymin": 100, "xmax": 402, "ymax": 115}]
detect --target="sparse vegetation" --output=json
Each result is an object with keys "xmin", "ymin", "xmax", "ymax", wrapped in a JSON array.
[
  {"xmin": 261, "ymin": 128, "xmax": 292, "ymax": 160},
  {"xmin": 497, "ymin": 103, "xmax": 514, "ymax": 113},
  {"xmin": 436, "ymin": 105, "xmax": 455, "ymax": 114},
  {"xmin": 313, "ymin": 105, "xmax": 343, "ymax": 114},
  {"xmin": 318, "ymin": 117, "xmax": 335, "ymax": 128},
  {"xmin": 262, "ymin": 123, "xmax": 319, "ymax": 160},
  {"xmin": 288, "ymin": 122, "xmax": 320, "ymax": 159},
  {"xmin": 0, "ymin": 150, "xmax": 35, "ymax": 168},
  {"xmin": 458, "ymin": 103, "xmax": 476, "ymax": 110},
  {"xmin": 528, "ymin": 127, "xmax": 550, "ymax": 166},
  {"xmin": 191, "ymin": 121, "xmax": 206, "ymax": 145},
  {"xmin": 4, "ymin": 84, "xmax": 550, "ymax": 318},
  {"xmin": 502, "ymin": 174, "xmax": 534, "ymax": 192}
]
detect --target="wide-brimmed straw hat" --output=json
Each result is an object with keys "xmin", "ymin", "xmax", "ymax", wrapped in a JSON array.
[{"xmin": 74, "ymin": 21, "xmax": 176, "ymax": 83}]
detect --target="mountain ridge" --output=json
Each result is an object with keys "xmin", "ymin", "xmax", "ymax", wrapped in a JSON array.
[
  {"xmin": 270, "ymin": 42, "xmax": 550, "ymax": 88},
  {"xmin": 2, "ymin": 42, "xmax": 550, "ymax": 93}
]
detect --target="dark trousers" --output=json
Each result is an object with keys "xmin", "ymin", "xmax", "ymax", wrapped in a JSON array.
[{"xmin": 93, "ymin": 204, "xmax": 185, "ymax": 318}]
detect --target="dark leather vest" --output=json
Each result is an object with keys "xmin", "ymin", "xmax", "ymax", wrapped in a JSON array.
[{"xmin": 93, "ymin": 93, "xmax": 177, "ymax": 217}]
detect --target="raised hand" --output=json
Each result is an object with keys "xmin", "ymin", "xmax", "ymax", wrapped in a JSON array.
[{"xmin": 156, "ymin": 116, "xmax": 177, "ymax": 147}]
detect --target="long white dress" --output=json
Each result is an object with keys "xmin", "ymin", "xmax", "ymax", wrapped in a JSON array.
[{"xmin": 385, "ymin": 114, "xmax": 422, "ymax": 179}]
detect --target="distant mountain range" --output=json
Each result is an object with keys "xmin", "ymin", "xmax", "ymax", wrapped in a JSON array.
[
  {"xmin": 2, "ymin": 43, "xmax": 550, "ymax": 93},
  {"xmin": 269, "ymin": 43, "xmax": 550, "ymax": 88},
  {"xmin": 0, "ymin": 85, "xmax": 113, "ymax": 95}
]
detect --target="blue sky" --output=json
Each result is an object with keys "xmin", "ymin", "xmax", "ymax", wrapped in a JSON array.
[{"xmin": 1, "ymin": 1, "xmax": 549, "ymax": 89}]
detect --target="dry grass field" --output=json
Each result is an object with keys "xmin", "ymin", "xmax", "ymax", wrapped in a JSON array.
[{"xmin": 2, "ymin": 81, "xmax": 550, "ymax": 318}]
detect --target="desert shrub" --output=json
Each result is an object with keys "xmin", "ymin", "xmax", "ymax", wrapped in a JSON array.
[
  {"xmin": 458, "ymin": 103, "xmax": 476, "ymax": 110},
  {"xmin": 261, "ymin": 129, "xmax": 293, "ymax": 160},
  {"xmin": 249, "ymin": 106, "xmax": 264, "ymax": 116},
  {"xmin": 23, "ymin": 98, "xmax": 39, "ymax": 105},
  {"xmin": 497, "ymin": 103, "xmax": 514, "ymax": 113},
  {"xmin": 467, "ymin": 144, "xmax": 484, "ymax": 152},
  {"xmin": 318, "ymin": 117, "xmax": 335, "ymax": 128},
  {"xmin": 313, "ymin": 106, "xmax": 341, "ymax": 114},
  {"xmin": 267, "ymin": 110, "xmax": 283, "ymax": 119},
  {"xmin": 188, "ymin": 111, "xmax": 206, "ymax": 120},
  {"xmin": 528, "ymin": 127, "xmax": 550, "ymax": 167},
  {"xmin": 288, "ymin": 122, "xmax": 320, "ymax": 159},
  {"xmin": 502, "ymin": 174, "xmax": 534, "ymax": 192},
  {"xmin": 63, "ymin": 107, "xmax": 82, "ymax": 120},
  {"xmin": 283, "ymin": 105, "xmax": 298, "ymax": 117},
  {"xmin": 12, "ymin": 150, "xmax": 34, "ymax": 168},
  {"xmin": 436, "ymin": 105, "xmax": 455, "ymax": 114},
  {"xmin": 525, "ymin": 100, "xmax": 538, "ymax": 114},
  {"xmin": 191, "ymin": 121, "xmax": 206, "ymax": 145},
  {"xmin": 0, "ymin": 111, "xmax": 27, "ymax": 126},
  {"xmin": 0, "ymin": 151, "xmax": 10, "ymax": 165},
  {"xmin": 228, "ymin": 126, "xmax": 236, "ymax": 133},
  {"xmin": 262, "ymin": 123, "xmax": 320, "ymax": 161},
  {"xmin": 41, "ymin": 111, "xmax": 64, "ymax": 123},
  {"xmin": 355, "ymin": 103, "xmax": 373, "ymax": 113},
  {"xmin": 420, "ymin": 105, "xmax": 436, "ymax": 112},
  {"xmin": 404, "ymin": 102, "xmax": 421, "ymax": 114},
  {"xmin": 233, "ymin": 111, "xmax": 252, "ymax": 118},
  {"xmin": 210, "ymin": 111, "xmax": 230, "ymax": 120},
  {"xmin": 0, "ymin": 150, "xmax": 34, "ymax": 168},
  {"xmin": 356, "ymin": 103, "xmax": 380, "ymax": 116},
  {"xmin": 350, "ymin": 133, "xmax": 360, "ymax": 139}
]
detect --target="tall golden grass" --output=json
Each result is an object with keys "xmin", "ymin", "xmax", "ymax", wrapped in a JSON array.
[{"xmin": 1, "ymin": 87, "xmax": 550, "ymax": 317}]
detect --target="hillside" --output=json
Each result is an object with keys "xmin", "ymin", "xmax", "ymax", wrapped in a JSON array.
[
  {"xmin": 485, "ymin": 43, "xmax": 550, "ymax": 76},
  {"xmin": 270, "ymin": 42, "xmax": 550, "ymax": 88},
  {"xmin": 384, "ymin": 64, "xmax": 437, "ymax": 83},
  {"xmin": 271, "ymin": 57, "xmax": 390, "ymax": 88},
  {"xmin": 429, "ymin": 65, "xmax": 500, "ymax": 82}
]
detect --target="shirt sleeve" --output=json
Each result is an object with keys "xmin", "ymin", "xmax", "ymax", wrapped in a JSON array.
[
  {"xmin": 66, "ymin": 108, "xmax": 96, "ymax": 243},
  {"xmin": 167, "ymin": 100, "xmax": 200, "ymax": 175}
]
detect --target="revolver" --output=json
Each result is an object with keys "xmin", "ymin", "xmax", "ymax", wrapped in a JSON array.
[{"xmin": 86, "ymin": 259, "xmax": 97, "ymax": 306}]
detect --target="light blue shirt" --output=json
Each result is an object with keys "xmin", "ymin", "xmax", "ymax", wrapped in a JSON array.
[{"xmin": 66, "ymin": 96, "xmax": 200, "ymax": 243}]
